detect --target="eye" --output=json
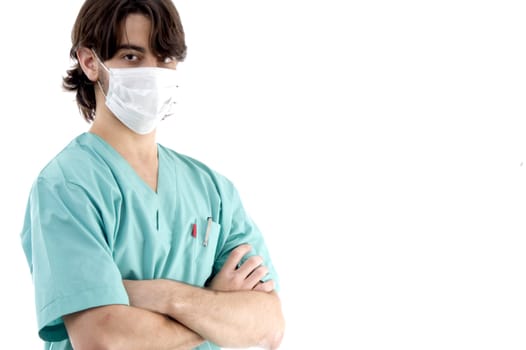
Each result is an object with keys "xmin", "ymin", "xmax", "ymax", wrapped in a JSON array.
[
  {"xmin": 123, "ymin": 54, "xmax": 139, "ymax": 62},
  {"xmin": 162, "ymin": 56, "xmax": 176, "ymax": 64}
]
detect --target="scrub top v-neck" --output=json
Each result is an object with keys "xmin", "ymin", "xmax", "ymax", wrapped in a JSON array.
[
  {"xmin": 90, "ymin": 133, "xmax": 165, "ymax": 229},
  {"xmin": 21, "ymin": 132, "xmax": 279, "ymax": 350},
  {"xmin": 82, "ymin": 132, "xmax": 224, "ymax": 283}
]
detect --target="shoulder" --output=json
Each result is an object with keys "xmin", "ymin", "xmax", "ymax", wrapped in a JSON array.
[{"xmin": 35, "ymin": 133, "xmax": 113, "ymax": 188}]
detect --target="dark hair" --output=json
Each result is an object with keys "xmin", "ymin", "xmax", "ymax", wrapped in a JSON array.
[{"xmin": 63, "ymin": 0, "xmax": 187, "ymax": 122}]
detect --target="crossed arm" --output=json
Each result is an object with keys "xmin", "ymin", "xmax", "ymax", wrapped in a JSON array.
[{"xmin": 64, "ymin": 244, "xmax": 285, "ymax": 350}]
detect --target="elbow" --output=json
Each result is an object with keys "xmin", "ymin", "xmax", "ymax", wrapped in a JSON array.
[
  {"xmin": 65, "ymin": 305, "xmax": 131, "ymax": 350},
  {"xmin": 260, "ymin": 328, "xmax": 285, "ymax": 350},
  {"xmin": 272, "ymin": 317, "xmax": 286, "ymax": 350},
  {"xmin": 66, "ymin": 317, "xmax": 128, "ymax": 350},
  {"xmin": 268, "ymin": 328, "xmax": 285, "ymax": 350},
  {"xmin": 263, "ymin": 292, "xmax": 285, "ymax": 350},
  {"xmin": 69, "ymin": 334, "xmax": 123, "ymax": 350},
  {"xmin": 261, "ymin": 311, "xmax": 285, "ymax": 350}
]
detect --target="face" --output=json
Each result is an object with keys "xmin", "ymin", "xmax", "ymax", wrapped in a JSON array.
[
  {"xmin": 93, "ymin": 13, "xmax": 178, "ymax": 95},
  {"xmin": 76, "ymin": 13, "xmax": 179, "ymax": 121},
  {"xmin": 103, "ymin": 13, "xmax": 178, "ymax": 70}
]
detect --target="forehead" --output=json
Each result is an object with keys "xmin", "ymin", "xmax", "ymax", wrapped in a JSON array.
[{"xmin": 118, "ymin": 13, "xmax": 152, "ymax": 48}]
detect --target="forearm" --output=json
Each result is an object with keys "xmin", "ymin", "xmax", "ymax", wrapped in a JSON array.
[
  {"xmin": 126, "ymin": 279, "xmax": 285, "ymax": 349},
  {"xmin": 64, "ymin": 304, "xmax": 204, "ymax": 350},
  {"xmin": 173, "ymin": 284, "xmax": 284, "ymax": 349}
]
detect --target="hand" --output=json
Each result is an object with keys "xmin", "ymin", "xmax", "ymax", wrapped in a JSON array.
[{"xmin": 208, "ymin": 244, "xmax": 274, "ymax": 293}]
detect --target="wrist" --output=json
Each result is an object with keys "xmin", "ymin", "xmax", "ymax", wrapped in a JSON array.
[
  {"xmin": 156, "ymin": 279, "xmax": 180, "ymax": 315},
  {"xmin": 125, "ymin": 279, "xmax": 178, "ymax": 315},
  {"xmin": 168, "ymin": 281, "xmax": 215, "ymax": 320}
]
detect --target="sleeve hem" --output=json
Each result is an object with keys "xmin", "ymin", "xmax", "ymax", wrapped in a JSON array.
[{"xmin": 38, "ymin": 285, "xmax": 129, "ymax": 342}]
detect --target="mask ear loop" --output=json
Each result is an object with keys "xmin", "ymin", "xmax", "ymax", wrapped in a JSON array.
[
  {"xmin": 91, "ymin": 49, "xmax": 109, "ymax": 98},
  {"xmin": 96, "ymin": 81, "xmax": 106, "ymax": 98},
  {"xmin": 162, "ymin": 82, "xmax": 180, "ymax": 120}
]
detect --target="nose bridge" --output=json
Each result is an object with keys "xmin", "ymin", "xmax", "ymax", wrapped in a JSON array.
[{"xmin": 144, "ymin": 52, "xmax": 160, "ymax": 67}]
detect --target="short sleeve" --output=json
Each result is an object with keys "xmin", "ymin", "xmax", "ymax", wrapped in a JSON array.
[
  {"xmin": 213, "ymin": 185, "xmax": 280, "ymax": 292},
  {"xmin": 21, "ymin": 176, "xmax": 129, "ymax": 342}
]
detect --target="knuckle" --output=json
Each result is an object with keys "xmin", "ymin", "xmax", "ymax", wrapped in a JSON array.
[
  {"xmin": 251, "ymin": 268, "xmax": 268, "ymax": 283},
  {"xmin": 231, "ymin": 250, "xmax": 243, "ymax": 260},
  {"xmin": 231, "ymin": 250, "xmax": 242, "ymax": 261},
  {"xmin": 236, "ymin": 243, "xmax": 251, "ymax": 251},
  {"xmin": 232, "ymin": 244, "xmax": 251, "ymax": 258},
  {"xmin": 252, "ymin": 265, "xmax": 267, "ymax": 276},
  {"xmin": 248, "ymin": 255, "xmax": 263, "ymax": 266},
  {"xmin": 265, "ymin": 280, "xmax": 275, "ymax": 291}
]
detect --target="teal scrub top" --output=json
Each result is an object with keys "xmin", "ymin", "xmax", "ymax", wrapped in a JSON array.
[{"xmin": 21, "ymin": 133, "xmax": 279, "ymax": 350}]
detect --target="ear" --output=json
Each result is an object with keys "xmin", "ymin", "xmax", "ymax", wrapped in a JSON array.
[{"xmin": 76, "ymin": 47, "xmax": 100, "ymax": 82}]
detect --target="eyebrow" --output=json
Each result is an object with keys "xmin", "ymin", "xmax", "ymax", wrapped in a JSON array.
[{"xmin": 115, "ymin": 44, "xmax": 146, "ymax": 53}]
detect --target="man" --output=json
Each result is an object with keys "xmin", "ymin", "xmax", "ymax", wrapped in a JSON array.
[{"xmin": 20, "ymin": 0, "xmax": 285, "ymax": 349}]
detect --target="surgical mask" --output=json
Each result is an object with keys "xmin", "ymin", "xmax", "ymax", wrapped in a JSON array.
[{"xmin": 94, "ymin": 53, "xmax": 179, "ymax": 135}]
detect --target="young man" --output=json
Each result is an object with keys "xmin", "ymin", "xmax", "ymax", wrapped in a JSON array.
[{"xmin": 20, "ymin": 1, "xmax": 284, "ymax": 349}]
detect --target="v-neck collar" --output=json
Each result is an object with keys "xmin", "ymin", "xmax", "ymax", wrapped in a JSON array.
[{"xmin": 85, "ymin": 132, "xmax": 162, "ymax": 197}]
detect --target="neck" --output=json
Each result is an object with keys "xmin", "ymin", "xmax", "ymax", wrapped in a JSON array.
[
  {"xmin": 89, "ymin": 113, "xmax": 158, "ymax": 162},
  {"xmin": 90, "ymin": 88, "xmax": 159, "ymax": 161}
]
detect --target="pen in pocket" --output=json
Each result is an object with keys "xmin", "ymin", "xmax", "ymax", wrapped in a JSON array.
[
  {"xmin": 192, "ymin": 223, "xmax": 197, "ymax": 238},
  {"xmin": 203, "ymin": 217, "xmax": 212, "ymax": 247}
]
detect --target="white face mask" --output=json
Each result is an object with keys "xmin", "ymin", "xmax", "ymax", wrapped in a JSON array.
[{"xmin": 95, "ymin": 54, "xmax": 179, "ymax": 135}]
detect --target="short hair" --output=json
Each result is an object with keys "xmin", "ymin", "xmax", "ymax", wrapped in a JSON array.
[{"xmin": 63, "ymin": 0, "xmax": 187, "ymax": 122}]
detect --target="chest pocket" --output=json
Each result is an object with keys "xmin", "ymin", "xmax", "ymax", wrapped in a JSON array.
[{"xmin": 192, "ymin": 217, "xmax": 221, "ymax": 285}]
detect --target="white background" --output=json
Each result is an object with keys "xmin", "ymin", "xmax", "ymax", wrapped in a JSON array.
[{"xmin": 1, "ymin": 1, "xmax": 525, "ymax": 349}]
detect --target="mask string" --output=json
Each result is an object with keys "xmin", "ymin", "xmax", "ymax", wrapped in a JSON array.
[
  {"xmin": 91, "ymin": 49, "xmax": 109, "ymax": 98},
  {"xmin": 97, "ymin": 80, "xmax": 107, "ymax": 98}
]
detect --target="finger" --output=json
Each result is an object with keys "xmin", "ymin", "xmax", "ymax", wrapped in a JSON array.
[
  {"xmin": 222, "ymin": 244, "xmax": 252, "ymax": 271},
  {"xmin": 253, "ymin": 280, "xmax": 275, "ymax": 293},
  {"xmin": 237, "ymin": 255, "xmax": 263, "ymax": 277},
  {"xmin": 245, "ymin": 265, "xmax": 269, "ymax": 288}
]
